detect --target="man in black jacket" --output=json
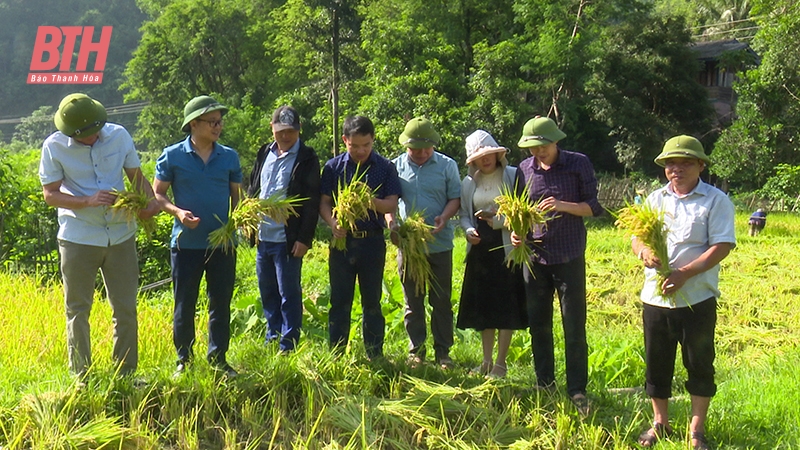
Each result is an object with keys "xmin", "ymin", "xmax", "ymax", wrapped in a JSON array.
[{"xmin": 247, "ymin": 105, "xmax": 321, "ymax": 352}]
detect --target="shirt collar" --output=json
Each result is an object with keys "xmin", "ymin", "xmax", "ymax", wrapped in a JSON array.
[{"xmin": 269, "ymin": 139, "xmax": 300, "ymax": 157}]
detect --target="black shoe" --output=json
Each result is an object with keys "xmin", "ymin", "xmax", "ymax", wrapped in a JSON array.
[{"xmin": 214, "ymin": 363, "xmax": 239, "ymax": 379}]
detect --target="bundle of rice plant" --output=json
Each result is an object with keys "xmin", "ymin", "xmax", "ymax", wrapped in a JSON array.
[
  {"xmin": 494, "ymin": 184, "xmax": 551, "ymax": 270},
  {"xmin": 331, "ymin": 167, "xmax": 374, "ymax": 250},
  {"xmin": 233, "ymin": 192, "xmax": 305, "ymax": 243},
  {"xmin": 110, "ymin": 185, "xmax": 157, "ymax": 238},
  {"xmin": 614, "ymin": 202, "xmax": 674, "ymax": 304},
  {"xmin": 207, "ymin": 211, "xmax": 237, "ymax": 254},
  {"xmin": 396, "ymin": 210, "xmax": 435, "ymax": 296}
]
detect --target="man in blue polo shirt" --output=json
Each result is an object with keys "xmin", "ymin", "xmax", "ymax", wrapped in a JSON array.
[
  {"xmin": 319, "ymin": 115, "xmax": 401, "ymax": 360},
  {"xmin": 154, "ymin": 95, "xmax": 243, "ymax": 378},
  {"xmin": 40, "ymin": 93, "xmax": 159, "ymax": 380},
  {"xmin": 386, "ymin": 117, "xmax": 460, "ymax": 369}
]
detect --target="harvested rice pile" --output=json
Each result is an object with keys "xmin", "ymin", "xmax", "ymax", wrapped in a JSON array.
[
  {"xmin": 208, "ymin": 192, "xmax": 304, "ymax": 252},
  {"xmin": 331, "ymin": 168, "xmax": 374, "ymax": 250},
  {"xmin": 110, "ymin": 187, "xmax": 157, "ymax": 238}
]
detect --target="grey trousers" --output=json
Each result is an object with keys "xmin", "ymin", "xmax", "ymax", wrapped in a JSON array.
[
  {"xmin": 59, "ymin": 237, "xmax": 139, "ymax": 376},
  {"xmin": 398, "ymin": 249, "xmax": 454, "ymax": 360}
]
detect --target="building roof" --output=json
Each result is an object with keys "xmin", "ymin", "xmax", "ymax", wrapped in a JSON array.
[{"xmin": 691, "ymin": 39, "xmax": 758, "ymax": 62}]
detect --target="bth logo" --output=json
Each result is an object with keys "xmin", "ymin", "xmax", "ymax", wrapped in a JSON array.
[{"xmin": 28, "ymin": 26, "xmax": 113, "ymax": 85}]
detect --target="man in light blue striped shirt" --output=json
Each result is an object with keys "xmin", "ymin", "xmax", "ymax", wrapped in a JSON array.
[{"xmin": 39, "ymin": 93, "xmax": 158, "ymax": 379}]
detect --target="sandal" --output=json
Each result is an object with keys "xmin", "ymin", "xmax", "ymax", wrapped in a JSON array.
[
  {"xmin": 470, "ymin": 360, "xmax": 493, "ymax": 376},
  {"xmin": 691, "ymin": 431, "xmax": 710, "ymax": 450},
  {"xmin": 486, "ymin": 363, "xmax": 507, "ymax": 379},
  {"xmin": 637, "ymin": 422, "xmax": 672, "ymax": 447}
]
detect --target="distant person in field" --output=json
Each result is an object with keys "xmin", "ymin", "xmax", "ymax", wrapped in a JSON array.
[
  {"xmin": 39, "ymin": 93, "xmax": 159, "ymax": 379},
  {"xmin": 154, "ymin": 95, "xmax": 242, "ymax": 378},
  {"xmin": 511, "ymin": 116, "xmax": 603, "ymax": 415},
  {"xmin": 748, "ymin": 208, "xmax": 767, "ymax": 236},
  {"xmin": 386, "ymin": 117, "xmax": 460, "ymax": 370},
  {"xmin": 456, "ymin": 130, "xmax": 527, "ymax": 379},
  {"xmin": 319, "ymin": 115, "xmax": 401, "ymax": 360},
  {"xmin": 633, "ymin": 135, "xmax": 735, "ymax": 450},
  {"xmin": 246, "ymin": 106, "xmax": 320, "ymax": 353}
]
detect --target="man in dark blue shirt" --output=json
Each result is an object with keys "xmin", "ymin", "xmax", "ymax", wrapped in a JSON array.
[{"xmin": 319, "ymin": 116, "xmax": 401, "ymax": 359}]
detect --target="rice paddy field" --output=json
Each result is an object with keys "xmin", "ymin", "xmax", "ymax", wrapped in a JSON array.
[{"xmin": 0, "ymin": 211, "xmax": 797, "ymax": 449}]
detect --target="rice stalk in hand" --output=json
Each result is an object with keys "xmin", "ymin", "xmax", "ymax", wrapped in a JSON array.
[
  {"xmin": 207, "ymin": 210, "xmax": 237, "ymax": 254},
  {"xmin": 110, "ymin": 186, "xmax": 157, "ymax": 238},
  {"xmin": 614, "ymin": 202, "xmax": 674, "ymax": 305},
  {"xmin": 396, "ymin": 211, "xmax": 435, "ymax": 296},
  {"xmin": 495, "ymin": 184, "xmax": 550, "ymax": 271},
  {"xmin": 331, "ymin": 167, "xmax": 374, "ymax": 250},
  {"xmin": 234, "ymin": 192, "xmax": 305, "ymax": 243}
]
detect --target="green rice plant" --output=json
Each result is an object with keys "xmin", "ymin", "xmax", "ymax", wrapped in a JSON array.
[
  {"xmin": 331, "ymin": 166, "xmax": 375, "ymax": 250},
  {"xmin": 495, "ymin": 184, "xmax": 550, "ymax": 270},
  {"xmin": 207, "ymin": 210, "xmax": 237, "ymax": 254},
  {"xmin": 110, "ymin": 183, "xmax": 157, "ymax": 238},
  {"xmin": 613, "ymin": 202, "xmax": 673, "ymax": 304},
  {"xmin": 396, "ymin": 210, "xmax": 435, "ymax": 296}
]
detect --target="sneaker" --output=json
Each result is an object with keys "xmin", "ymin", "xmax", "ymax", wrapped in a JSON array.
[{"xmin": 173, "ymin": 361, "xmax": 190, "ymax": 379}]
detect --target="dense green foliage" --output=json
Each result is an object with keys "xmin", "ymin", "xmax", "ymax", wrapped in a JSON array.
[{"xmin": 711, "ymin": 0, "xmax": 800, "ymax": 195}]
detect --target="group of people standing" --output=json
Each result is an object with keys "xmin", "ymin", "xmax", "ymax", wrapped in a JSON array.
[{"xmin": 40, "ymin": 92, "xmax": 734, "ymax": 450}]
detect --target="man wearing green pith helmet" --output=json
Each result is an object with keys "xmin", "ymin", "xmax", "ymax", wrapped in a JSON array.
[
  {"xmin": 153, "ymin": 95, "xmax": 243, "ymax": 378},
  {"xmin": 633, "ymin": 135, "xmax": 735, "ymax": 450},
  {"xmin": 39, "ymin": 93, "xmax": 159, "ymax": 380},
  {"xmin": 386, "ymin": 117, "xmax": 461, "ymax": 370}
]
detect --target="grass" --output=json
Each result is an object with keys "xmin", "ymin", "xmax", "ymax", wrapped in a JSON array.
[{"xmin": 0, "ymin": 211, "xmax": 798, "ymax": 448}]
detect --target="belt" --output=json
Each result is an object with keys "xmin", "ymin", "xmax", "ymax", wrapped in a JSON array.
[{"xmin": 348, "ymin": 229, "xmax": 384, "ymax": 239}]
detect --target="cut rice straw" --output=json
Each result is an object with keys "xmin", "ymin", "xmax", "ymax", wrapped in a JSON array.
[
  {"xmin": 331, "ymin": 165, "xmax": 375, "ymax": 250},
  {"xmin": 614, "ymin": 201, "xmax": 676, "ymax": 305},
  {"xmin": 208, "ymin": 190, "xmax": 306, "ymax": 251},
  {"xmin": 396, "ymin": 210, "xmax": 435, "ymax": 296},
  {"xmin": 494, "ymin": 183, "xmax": 551, "ymax": 271},
  {"xmin": 110, "ymin": 184, "xmax": 157, "ymax": 238}
]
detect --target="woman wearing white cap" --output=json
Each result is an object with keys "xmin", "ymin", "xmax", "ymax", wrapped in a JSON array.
[{"xmin": 456, "ymin": 130, "xmax": 527, "ymax": 378}]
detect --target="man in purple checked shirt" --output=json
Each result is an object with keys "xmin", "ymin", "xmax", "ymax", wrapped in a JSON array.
[{"xmin": 511, "ymin": 116, "xmax": 604, "ymax": 416}]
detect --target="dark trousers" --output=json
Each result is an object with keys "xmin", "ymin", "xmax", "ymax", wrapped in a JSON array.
[
  {"xmin": 399, "ymin": 249, "xmax": 454, "ymax": 360},
  {"xmin": 171, "ymin": 248, "xmax": 236, "ymax": 365},
  {"xmin": 328, "ymin": 235, "xmax": 386, "ymax": 359},
  {"xmin": 523, "ymin": 256, "xmax": 588, "ymax": 396},
  {"xmin": 643, "ymin": 298, "xmax": 717, "ymax": 399},
  {"xmin": 256, "ymin": 241, "xmax": 303, "ymax": 351}
]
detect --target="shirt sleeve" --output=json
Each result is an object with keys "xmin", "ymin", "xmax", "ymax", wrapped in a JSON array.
[
  {"xmin": 320, "ymin": 160, "xmax": 336, "ymax": 197},
  {"xmin": 121, "ymin": 130, "xmax": 141, "ymax": 169},
  {"xmin": 445, "ymin": 159, "xmax": 461, "ymax": 199},
  {"xmin": 229, "ymin": 152, "xmax": 243, "ymax": 184},
  {"xmin": 154, "ymin": 149, "xmax": 173, "ymax": 182},
  {"xmin": 708, "ymin": 192, "xmax": 737, "ymax": 248},
  {"xmin": 39, "ymin": 142, "xmax": 64, "ymax": 185},
  {"xmin": 576, "ymin": 155, "xmax": 604, "ymax": 216}
]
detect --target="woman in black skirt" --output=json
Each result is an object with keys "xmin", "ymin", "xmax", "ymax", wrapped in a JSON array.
[{"xmin": 457, "ymin": 130, "xmax": 527, "ymax": 378}]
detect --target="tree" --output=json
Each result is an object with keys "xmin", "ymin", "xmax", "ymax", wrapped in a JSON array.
[
  {"xmin": 584, "ymin": 10, "xmax": 713, "ymax": 173},
  {"xmin": 13, "ymin": 106, "xmax": 54, "ymax": 147},
  {"xmin": 711, "ymin": 0, "xmax": 800, "ymax": 189}
]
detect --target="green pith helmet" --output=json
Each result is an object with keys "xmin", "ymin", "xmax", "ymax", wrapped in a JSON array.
[
  {"xmin": 517, "ymin": 116, "xmax": 567, "ymax": 148},
  {"xmin": 54, "ymin": 93, "xmax": 107, "ymax": 137},
  {"xmin": 654, "ymin": 135, "xmax": 710, "ymax": 167},
  {"xmin": 398, "ymin": 117, "xmax": 441, "ymax": 149},
  {"xmin": 181, "ymin": 95, "xmax": 229, "ymax": 132}
]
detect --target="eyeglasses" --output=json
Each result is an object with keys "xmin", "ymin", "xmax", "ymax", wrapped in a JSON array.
[{"xmin": 197, "ymin": 118, "xmax": 223, "ymax": 128}]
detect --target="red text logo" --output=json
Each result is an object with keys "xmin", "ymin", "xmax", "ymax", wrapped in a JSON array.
[{"xmin": 28, "ymin": 26, "xmax": 113, "ymax": 85}]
